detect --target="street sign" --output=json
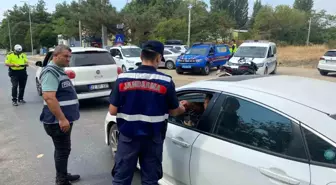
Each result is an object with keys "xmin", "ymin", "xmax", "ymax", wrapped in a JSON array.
[{"xmin": 114, "ymin": 34, "xmax": 125, "ymax": 45}]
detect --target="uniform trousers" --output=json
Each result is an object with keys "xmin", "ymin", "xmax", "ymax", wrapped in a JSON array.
[{"xmin": 112, "ymin": 133, "xmax": 164, "ymax": 185}]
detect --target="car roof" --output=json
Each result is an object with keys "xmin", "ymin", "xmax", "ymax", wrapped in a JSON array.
[
  {"xmin": 240, "ymin": 42, "xmax": 274, "ymax": 47},
  {"xmin": 49, "ymin": 47, "xmax": 108, "ymax": 53},
  {"xmin": 112, "ymin": 45, "xmax": 140, "ymax": 49},
  {"xmin": 183, "ymin": 75, "xmax": 336, "ymax": 115}
]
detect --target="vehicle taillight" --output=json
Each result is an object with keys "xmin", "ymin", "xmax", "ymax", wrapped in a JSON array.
[
  {"xmin": 65, "ymin": 70, "xmax": 76, "ymax": 79},
  {"xmin": 117, "ymin": 67, "xmax": 122, "ymax": 75},
  {"xmin": 320, "ymin": 57, "xmax": 325, "ymax": 60}
]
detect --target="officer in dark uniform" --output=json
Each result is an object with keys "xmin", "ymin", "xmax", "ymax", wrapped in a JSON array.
[{"xmin": 109, "ymin": 40, "xmax": 186, "ymax": 185}]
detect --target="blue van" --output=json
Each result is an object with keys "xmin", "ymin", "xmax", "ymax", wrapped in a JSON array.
[{"xmin": 175, "ymin": 43, "xmax": 231, "ymax": 75}]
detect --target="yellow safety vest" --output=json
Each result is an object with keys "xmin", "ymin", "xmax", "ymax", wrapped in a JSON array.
[
  {"xmin": 5, "ymin": 52, "xmax": 28, "ymax": 70},
  {"xmin": 229, "ymin": 44, "xmax": 238, "ymax": 54}
]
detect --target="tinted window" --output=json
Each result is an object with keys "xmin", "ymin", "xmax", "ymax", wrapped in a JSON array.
[
  {"xmin": 70, "ymin": 51, "xmax": 116, "ymax": 67},
  {"xmin": 164, "ymin": 50, "xmax": 172, "ymax": 55},
  {"xmin": 324, "ymin": 51, "xmax": 336, "ymax": 57},
  {"xmin": 234, "ymin": 46, "xmax": 267, "ymax": 58},
  {"xmin": 213, "ymin": 96, "xmax": 306, "ymax": 159},
  {"xmin": 303, "ymin": 128, "xmax": 336, "ymax": 166}
]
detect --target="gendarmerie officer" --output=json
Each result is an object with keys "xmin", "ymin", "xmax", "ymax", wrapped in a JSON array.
[{"xmin": 109, "ymin": 40, "xmax": 186, "ymax": 185}]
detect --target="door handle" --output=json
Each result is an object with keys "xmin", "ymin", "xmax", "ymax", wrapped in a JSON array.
[
  {"xmin": 171, "ymin": 137, "xmax": 190, "ymax": 148},
  {"xmin": 259, "ymin": 168, "xmax": 300, "ymax": 185}
]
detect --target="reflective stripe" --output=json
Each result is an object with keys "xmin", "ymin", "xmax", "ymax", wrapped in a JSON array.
[
  {"xmin": 44, "ymin": 99, "xmax": 79, "ymax": 106},
  {"xmin": 118, "ymin": 73, "xmax": 171, "ymax": 82},
  {"xmin": 117, "ymin": 113, "xmax": 169, "ymax": 123}
]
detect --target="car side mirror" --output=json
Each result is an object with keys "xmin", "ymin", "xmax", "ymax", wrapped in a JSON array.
[
  {"xmin": 35, "ymin": 61, "xmax": 42, "ymax": 67},
  {"xmin": 269, "ymin": 54, "xmax": 274, "ymax": 58}
]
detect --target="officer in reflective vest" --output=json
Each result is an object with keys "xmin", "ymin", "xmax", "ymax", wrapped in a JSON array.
[
  {"xmin": 39, "ymin": 45, "xmax": 80, "ymax": 185},
  {"xmin": 5, "ymin": 44, "xmax": 28, "ymax": 106},
  {"xmin": 109, "ymin": 40, "xmax": 186, "ymax": 185},
  {"xmin": 229, "ymin": 39, "xmax": 238, "ymax": 55}
]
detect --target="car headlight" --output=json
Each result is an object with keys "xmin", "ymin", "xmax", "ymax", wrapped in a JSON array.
[
  {"xmin": 126, "ymin": 60, "xmax": 134, "ymax": 64},
  {"xmin": 256, "ymin": 63, "xmax": 264, "ymax": 67}
]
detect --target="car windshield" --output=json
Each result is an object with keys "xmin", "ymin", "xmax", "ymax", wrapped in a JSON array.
[
  {"xmin": 70, "ymin": 51, "xmax": 116, "ymax": 67},
  {"xmin": 324, "ymin": 51, "xmax": 336, "ymax": 57},
  {"xmin": 234, "ymin": 46, "xmax": 268, "ymax": 58},
  {"xmin": 169, "ymin": 48, "xmax": 181, "ymax": 53},
  {"xmin": 121, "ymin": 48, "xmax": 141, "ymax": 57},
  {"xmin": 186, "ymin": 47, "xmax": 209, "ymax": 55}
]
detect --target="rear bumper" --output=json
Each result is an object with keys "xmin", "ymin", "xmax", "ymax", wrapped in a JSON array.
[{"xmin": 317, "ymin": 63, "xmax": 336, "ymax": 72}]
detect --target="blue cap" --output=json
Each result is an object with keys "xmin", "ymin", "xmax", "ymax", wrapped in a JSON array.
[{"xmin": 142, "ymin": 40, "xmax": 165, "ymax": 62}]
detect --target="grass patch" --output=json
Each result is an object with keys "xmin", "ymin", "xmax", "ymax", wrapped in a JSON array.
[{"xmin": 278, "ymin": 45, "xmax": 328, "ymax": 68}]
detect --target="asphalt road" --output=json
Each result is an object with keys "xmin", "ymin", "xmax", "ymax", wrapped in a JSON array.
[{"xmin": 0, "ymin": 55, "xmax": 142, "ymax": 185}]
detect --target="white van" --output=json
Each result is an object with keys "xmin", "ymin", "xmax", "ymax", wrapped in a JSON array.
[
  {"xmin": 227, "ymin": 40, "xmax": 277, "ymax": 75},
  {"xmin": 110, "ymin": 45, "xmax": 142, "ymax": 72}
]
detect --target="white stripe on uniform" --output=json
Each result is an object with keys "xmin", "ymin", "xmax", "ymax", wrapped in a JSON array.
[
  {"xmin": 117, "ymin": 113, "xmax": 169, "ymax": 123},
  {"xmin": 44, "ymin": 99, "xmax": 79, "ymax": 106},
  {"xmin": 118, "ymin": 73, "xmax": 171, "ymax": 83}
]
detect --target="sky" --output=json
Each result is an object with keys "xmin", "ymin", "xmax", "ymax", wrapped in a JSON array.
[{"xmin": 0, "ymin": 0, "xmax": 335, "ymax": 21}]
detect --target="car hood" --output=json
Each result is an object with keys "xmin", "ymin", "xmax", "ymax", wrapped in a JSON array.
[
  {"xmin": 229, "ymin": 57, "xmax": 265, "ymax": 64},
  {"xmin": 125, "ymin": 57, "xmax": 142, "ymax": 63}
]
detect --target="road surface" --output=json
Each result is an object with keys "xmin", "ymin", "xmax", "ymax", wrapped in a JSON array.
[{"xmin": 0, "ymin": 55, "xmax": 142, "ymax": 185}]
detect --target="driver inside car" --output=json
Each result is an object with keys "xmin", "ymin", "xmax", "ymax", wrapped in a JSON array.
[{"xmin": 179, "ymin": 94, "xmax": 213, "ymax": 127}]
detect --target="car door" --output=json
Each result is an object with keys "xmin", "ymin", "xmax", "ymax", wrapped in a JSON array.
[
  {"xmin": 190, "ymin": 93, "xmax": 311, "ymax": 185},
  {"xmin": 163, "ymin": 49, "xmax": 173, "ymax": 67},
  {"xmin": 162, "ymin": 90, "xmax": 220, "ymax": 185},
  {"xmin": 214, "ymin": 44, "xmax": 231, "ymax": 67},
  {"xmin": 111, "ymin": 49, "xmax": 123, "ymax": 69},
  {"xmin": 301, "ymin": 124, "xmax": 336, "ymax": 185},
  {"xmin": 266, "ymin": 46, "xmax": 275, "ymax": 73}
]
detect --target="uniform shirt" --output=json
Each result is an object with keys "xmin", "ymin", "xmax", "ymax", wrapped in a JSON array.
[
  {"xmin": 110, "ymin": 65, "xmax": 179, "ymax": 138},
  {"xmin": 41, "ymin": 61, "xmax": 64, "ymax": 92},
  {"xmin": 5, "ymin": 52, "xmax": 28, "ymax": 70}
]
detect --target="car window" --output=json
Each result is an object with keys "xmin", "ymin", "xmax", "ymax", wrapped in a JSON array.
[
  {"xmin": 165, "ymin": 46, "xmax": 173, "ymax": 49},
  {"xmin": 175, "ymin": 46, "xmax": 182, "ymax": 50},
  {"xmin": 186, "ymin": 47, "xmax": 209, "ymax": 55},
  {"xmin": 234, "ymin": 46, "xmax": 268, "ymax": 58},
  {"xmin": 267, "ymin": 46, "xmax": 272, "ymax": 57},
  {"xmin": 303, "ymin": 127, "xmax": 336, "ymax": 167},
  {"xmin": 324, "ymin": 51, "xmax": 336, "ymax": 57},
  {"xmin": 216, "ymin": 46, "xmax": 228, "ymax": 53},
  {"xmin": 110, "ymin": 49, "xmax": 117, "ymax": 56},
  {"xmin": 168, "ymin": 92, "xmax": 214, "ymax": 129},
  {"xmin": 121, "ymin": 47, "xmax": 141, "ymax": 57},
  {"xmin": 213, "ymin": 96, "xmax": 307, "ymax": 159},
  {"xmin": 164, "ymin": 50, "xmax": 172, "ymax": 55},
  {"xmin": 273, "ymin": 46, "xmax": 277, "ymax": 54},
  {"xmin": 169, "ymin": 48, "xmax": 181, "ymax": 53},
  {"xmin": 69, "ymin": 51, "xmax": 116, "ymax": 67}
]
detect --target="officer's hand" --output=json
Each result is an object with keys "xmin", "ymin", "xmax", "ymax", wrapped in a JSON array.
[
  {"xmin": 14, "ymin": 64, "xmax": 20, "ymax": 67},
  {"xmin": 59, "ymin": 119, "xmax": 70, "ymax": 133}
]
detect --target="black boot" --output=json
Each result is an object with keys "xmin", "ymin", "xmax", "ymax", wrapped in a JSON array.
[
  {"xmin": 56, "ymin": 176, "xmax": 72, "ymax": 185},
  {"xmin": 67, "ymin": 173, "xmax": 80, "ymax": 182},
  {"xmin": 12, "ymin": 101, "xmax": 18, "ymax": 106}
]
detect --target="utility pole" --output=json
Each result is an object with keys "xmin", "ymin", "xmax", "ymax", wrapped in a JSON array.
[
  {"xmin": 306, "ymin": 17, "xmax": 312, "ymax": 46},
  {"xmin": 21, "ymin": 1, "xmax": 34, "ymax": 55},
  {"xmin": 7, "ymin": 19, "xmax": 12, "ymax": 50},
  {"xmin": 187, "ymin": 4, "xmax": 192, "ymax": 47},
  {"xmin": 101, "ymin": 0, "xmax": 106, "ymax": 48},
  {"xmin": 79, "ymin": 0, "xmax": 82, "ymax": 47}
]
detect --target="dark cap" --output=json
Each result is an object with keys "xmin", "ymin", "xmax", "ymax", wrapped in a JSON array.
[{"xmin": 142, "ymin": 40, "xmax": 165, "ymax": 62}]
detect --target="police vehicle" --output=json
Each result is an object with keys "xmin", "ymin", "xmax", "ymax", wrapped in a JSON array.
[
  {"xmin": 227, "ymin": 40, "xmax": 277, "ymax": 75},
  {"xmin": 104, "ymin": 75, "xmax": 336, "ymax": 185},
  {"xmin": 110, "ymin": 45, "xmax": 142, "ymax": 72},
  {"xmin": 35, "ymin": 47, "xmax": 122, "ymax": 100},
  {"xmin": 175, "ymin": 42, "xmax": 231, "ymax": 75}
]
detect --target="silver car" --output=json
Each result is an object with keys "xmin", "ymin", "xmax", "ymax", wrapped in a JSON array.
[{"xmin": 159, "ymin": 48, "xmax": 182, "ymax": 70}]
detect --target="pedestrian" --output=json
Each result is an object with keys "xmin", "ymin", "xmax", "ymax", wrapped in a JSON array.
[
  {"xmin": 5, "ymin": 44, "xmax": 28, "ymax": 106},
  {"xmin": 39, "ymin": 45, "xmax": 80, "ymax": 185},
  {"xmin": 109, "ymin": 40, "xmax": 186, "ymax": 185}
]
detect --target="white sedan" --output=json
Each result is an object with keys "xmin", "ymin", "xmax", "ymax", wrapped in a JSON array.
[{"xmin": 104, "ymin": 75, "xmax": 336, "ymax": 185}]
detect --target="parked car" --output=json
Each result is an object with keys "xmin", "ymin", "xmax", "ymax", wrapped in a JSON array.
[
  {"xmin": 175, "ymin": 43, "xmax": 231, "ymax": 75},
  {"xmin": 110, "ymin": 45, "xmax": 142, "ymax": 72},
  {"xmin": 227, "ymin": 40, "xmax": 277, "ymax": 75},
  {"xmin": 317, "ymin": 49, "xmax": 336, "ymax": 76},
  {"xmin": 35, "ymin": 47, "xmax": 122, "ymax": 100},
  {"xmin": 165, "ymin": 45, "xmax": 188, "ymax": 53},
  {"xmin": 159, "ymin": 48, "xmax": 182, "ymax": 70},
  {"xmin": 104, "ymin": 75, "xmax": 336, "ymax": 185}
]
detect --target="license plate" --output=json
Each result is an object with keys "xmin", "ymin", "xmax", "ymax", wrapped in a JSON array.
[
  {"xmin": 182, "ymin": 65, "xmax": 192, "ymax": 69},
  {"xmin": 89, "ymin": 83, "xmax": 109, "ymax": 90}
]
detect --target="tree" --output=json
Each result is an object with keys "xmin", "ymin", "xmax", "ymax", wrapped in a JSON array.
[
  {"xmin": 210, "ymin": 0, "xmax": 232, "ymax": 12},
  {"xmin": 231, "ymin": 0, "xmax": 249, "ymax": 29},
  {"xmin": 250, "ymin": 0, "xmax": 262, "ymax": 28},
  {"xmin": 293, "ymin": 0, "xmax": 314, "ymax": 13}
]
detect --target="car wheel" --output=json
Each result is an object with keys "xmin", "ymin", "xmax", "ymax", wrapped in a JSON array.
[
  {"xmin": 271, "ymin": 62, "xmax": 277, "ymax": 74},
  {"xmin": 122, "ymin": 65, "xmax": 127, "ymax": 72},
  {"xmin": 320, "ymin": 70, "xmax": 328, "ymax": 76},
  {"xmin": 165, "ymin": 61, "xmax": 175, "ymax": 70},
  {"xmin": 202, "ymin": 64, "xmax": 210, "ymax": 75},
  {"xmin": 109, "ymin": 124, "xmax": 118, "ymax": 158},
  {"xmin": 264, "ymin": 67, "xmax": 268, "ymax": 75},
  {"xmin": 176, "ymin": 68, "xmax": 183, "ymax": 74},
  {"xmin": 36, "ymin": 78, "xmax": 42, "ymax": 96}
]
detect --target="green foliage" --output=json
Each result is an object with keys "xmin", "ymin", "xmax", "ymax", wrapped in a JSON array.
[{"xmin": 294, "ymin": 0, "xmax": 314, "ymax": 13}]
